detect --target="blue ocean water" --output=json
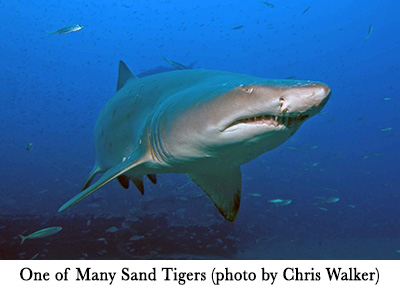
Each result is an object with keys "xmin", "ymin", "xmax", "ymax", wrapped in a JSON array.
[{"xmin": 0, "ymin": 0, "xmax": 399, "ymax": 259}]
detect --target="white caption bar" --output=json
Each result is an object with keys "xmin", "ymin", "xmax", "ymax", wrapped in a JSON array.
[{"xmin": 1, "ymin": 260, "xmax": 399, "ymax": 290}]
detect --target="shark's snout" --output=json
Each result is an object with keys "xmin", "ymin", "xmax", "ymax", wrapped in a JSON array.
[{"xmin": 280, "ymin": 83, "xmax": 331, "ymax": 117}]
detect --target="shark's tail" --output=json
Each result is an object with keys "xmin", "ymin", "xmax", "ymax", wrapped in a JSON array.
[
  {"xmin": 19, "ymin": 234, "xmax": 27, "ymax": 245},
  {"xmin": 188, "ymin": 60, "xmax": 198, "ymax": 69}
]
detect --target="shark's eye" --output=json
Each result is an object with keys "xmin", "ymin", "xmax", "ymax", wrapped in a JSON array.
[{"xmin": 242, "ymin": 87, "xmax": 253, "ymax": 94}]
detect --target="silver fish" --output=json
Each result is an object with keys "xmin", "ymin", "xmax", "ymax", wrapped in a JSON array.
[
  {"xmin": 19, "ymin": 226, "xmax": 62, "ymax": 245},
  {"xmin": 46, "ymin": 24, "xmax": 84, "ymax": 35},
  {"xmin": 365, "ymin": 25, "xmax": 373, "ymax": 41},
  {"xmin": 269, "ymin": 199, "xmax": 292, "ymax": 206},
  {"xmin": 302, "ymin": 6, "xmax": 311, "ymax": 15},
  {"xmin": 26, "ymin": 143, "xmax": 33, "ymax": 151},
  {"xmin": 260, "ymin": 1, "xmax": 274, "ymax": 8}
]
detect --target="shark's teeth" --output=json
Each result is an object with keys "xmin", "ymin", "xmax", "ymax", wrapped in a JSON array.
[{"xmin": 224, "ymin": 114, "xmax": 310, "ymax": 131}]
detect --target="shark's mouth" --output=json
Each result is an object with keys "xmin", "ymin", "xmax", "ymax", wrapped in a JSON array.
[{"xmin": 224, "ymin": 114, "xmax": 309, "ymax": 131}]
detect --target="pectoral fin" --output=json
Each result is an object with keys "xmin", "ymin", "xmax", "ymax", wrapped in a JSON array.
[
  {"xmin": 81, "ymin": 165, "xmax": 102, "ymax": 191},
  {"xmin": 188, "ymin": 167, "xmax": 242, "ymax": 222},
  {"xmin": 58, "ymin": 156, "xmax": 144, "ymax": 212}
]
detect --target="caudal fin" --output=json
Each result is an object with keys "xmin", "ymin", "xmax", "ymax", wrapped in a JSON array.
[
  {"xmin": 188, "ymin": 60, "xmax": 198, "ymax": 69},
  {"xmin": 19, "ymin": 234, "xmax": 27, "ymax": 245}
]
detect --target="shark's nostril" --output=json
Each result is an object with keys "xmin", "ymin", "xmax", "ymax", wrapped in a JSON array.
[{"xmin": 279, "ymin": 97, "xmax": 285, "ymax": 108}]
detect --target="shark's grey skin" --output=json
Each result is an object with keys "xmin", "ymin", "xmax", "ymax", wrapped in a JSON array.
[{"xmin": 59, "ymin": 61, "xmax": 331, "ymax": 221}]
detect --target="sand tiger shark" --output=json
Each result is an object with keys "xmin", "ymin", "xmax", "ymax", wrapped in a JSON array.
[{"xmin": 58, "ymin": 61, "xmax": 331, "ymax": 221}]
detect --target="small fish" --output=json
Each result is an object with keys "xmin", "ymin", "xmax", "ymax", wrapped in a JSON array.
[
  {"xmin": 365, "ymin": 25, "xmax": 373, "ymax": 41},
  {"xmin": 383, "ymin": 98, "xmax": 391, "ymax": 101},
  {"xmin": 285, "ymin": 76, "xmax": 297, "ymax": 80},
  {"xmin": 232, "ymin": 25, "xmax": 244, "ymax": 30},
  {"xmin": 260, "ymin": 1, "xmax": 274, "ymax": 8},
  {"xmin": 251, "ymin": 193, "xmax": 262, "ymax": 197},
  {"xmin": 318, "ymin": 207, "xmax": 328, "ymax": 211},
  {"xmin": 396, "ymin": 250, "xmax": 400, "ymax": 254},
  {"xmin": 26, "ymin": 143, "xmax": 33, "ymax": 151},
  {"xmin": 269, "ymin": 199, "xmax": 292, "ymax": 206},
  {"xmin": 97, "ymin": 238, "xmax": 108, "ymax": 244},
  {"xmin": 106, "ymin": 226, "xmax": 118, "ymax": 233},
  {"xmin": 129, "ymin": 235, "xmax": 145, "ymax": 241},
  {"xmin": 310, "ymin": 145, "xmax": 319, "ymax": 150},
  {"xmin": 46, "ymin": 24, "xmax": 84, "ymax": 35},
  {"xmin": 380, "ymin": 127, "xmax": 392, "ymax": 132},
  {"xmin": 303, "ymin": 162, "xmax": 318, "ymax": 170},
  {"xmin": 362, "ymin": 151, "xmax": 384, "ymax": 159},
  {"xmin": 302, "ymin": 6, "xmax": 311, "ymax": 14},
  {"xmin": 277, "ymin": 199, "xmax": 292, "ymax": 206},
  {"xmin": 269, "ymin": 199, "xmax": 284, "ymax": 203},
  {"xmin": 30, "ymin": 253, "xmax": 39, "ymax": 260},
  {"xmin": 286, "ymin": 146, "xmax": 299, "ymax": 151},
  {"xmin": 19, "ymin": 227, "xmax": 62, "ymax": 245},
  {"xmin": 323, "ymin": 197, "xmax": 340, "ymax": 204}
]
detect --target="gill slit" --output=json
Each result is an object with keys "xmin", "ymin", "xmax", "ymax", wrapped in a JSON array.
[{"xmin": 150, "ymin": 114, "xmax": 171, "ymax": 164}]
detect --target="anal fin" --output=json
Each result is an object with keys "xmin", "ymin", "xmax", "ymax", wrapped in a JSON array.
[
  {"xmin": 147, "ymin": 174, "xmax": 157, "ymax": 184},
  {"xmin": 117, "ymin": 175, "xmax": 130, "ymax": 189},
  {"xmin": 131, "ymin": 176, "xmax": 144, "ymax": 195},
  {"xmin": 188, "ymin": 167, "xmax": 242, "ymax": 222}
]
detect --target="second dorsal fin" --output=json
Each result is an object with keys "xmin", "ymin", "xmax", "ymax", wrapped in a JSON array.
[{"xmin": 117, "ymin": 60, "xmax": 137, "ymax": 91}]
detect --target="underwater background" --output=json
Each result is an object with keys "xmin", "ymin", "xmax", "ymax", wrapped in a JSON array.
[{"xmin": 0, "ymin": 0, "xmax": 399, "ymax": 259}]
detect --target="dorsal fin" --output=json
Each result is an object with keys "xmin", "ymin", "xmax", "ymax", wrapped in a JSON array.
[{"xmin": 117, "ymin": 60, "xmax": 137, "ymax": 91}]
